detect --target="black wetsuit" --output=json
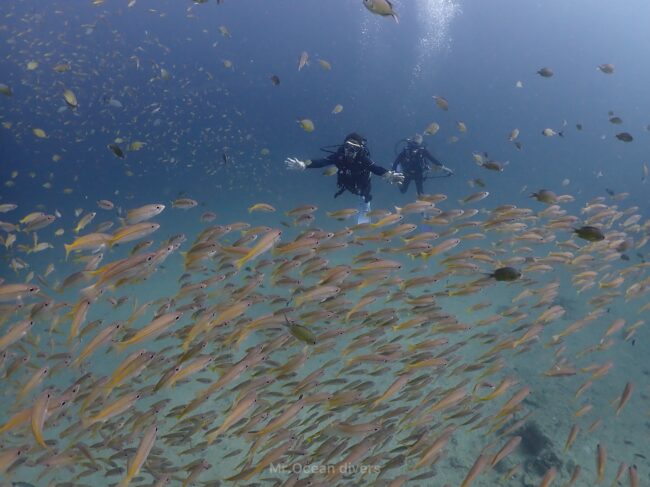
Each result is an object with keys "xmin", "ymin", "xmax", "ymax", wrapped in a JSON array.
[
  {"xmin": 307, "ymin": 148, "xmax": 388, "ymax": 203},
  {"xmin": 392, "ymin": 145, "xmax": 442, "ymax": 196}
]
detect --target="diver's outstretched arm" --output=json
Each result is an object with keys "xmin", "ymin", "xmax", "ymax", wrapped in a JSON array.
[
  {"xmin": 285, "ymin": 156, "xmax": 334, "ymax": 170},
  {"xmin": 423, "ymin": 150, "xmax": 453, "ymax": 175}
]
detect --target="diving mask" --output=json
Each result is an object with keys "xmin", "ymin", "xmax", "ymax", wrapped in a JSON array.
[{"xmin": 344, "ymin": 139, "xmax": 364, "ymax": 159}]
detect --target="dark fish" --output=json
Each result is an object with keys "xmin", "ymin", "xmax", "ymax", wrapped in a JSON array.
[
  {"xmin": 605, "ymin": 188, "xmax": 615, "ymax": 196},
  {"xmin": 488, "ymin": 267, "xmax": 521, "ymax": 282},
  {"xmin": 472, "ymin": 178, "xmax": 486, "ymax": 188},
  {"xmin": 108, "ymin": 144, "xmax": 125, "ymax": 159},
  {"xmin": 574, "ymin": 225, "xmax": 605, "ymax": 242},
  {"xmin": 609, "ymin": 116, "xmax": 623, "ymax": 124},
  {"xmin": 130, "ymin": 240, "xmax": 154, "ymax": 255},
  {"xmin": 223, "ymin": 448, "xmax": 243, "ymax": 459},
  {"xmin": 616, "ymin": 132, "xmax": 633, "ymax": 142},
  {"xmin": 576, "ymin": 123, "xmax": 583, "ymax": 130},
  {"xmin": 529, "ymin": 189, "xmax": 557, "ymax": 204},
  {"xmin": 482, "ymin": 161, "xmax": 504, "ymax": 172},
  {"xmin": 537, "ymin": 67, "xmax": 554, "ymax": 78},
  {"xmin": 598, "ymin": 63, "xmax": 614, "ymax": 74},
  {"xmin": 222, "ymin": 152, "xmax": 231, "ymax": 165},
  {"xmin": 284, "ymin": 315, "xmax": 317, "ymax": 345},
  {"xmin": 270, "ymin": 75, "xmax": 280, "ymax": 86}
]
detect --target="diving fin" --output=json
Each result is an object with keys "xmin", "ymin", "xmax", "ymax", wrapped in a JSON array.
[{"xmin": 357, "ymin": 199, "xmax": 371, "ymax": 225}]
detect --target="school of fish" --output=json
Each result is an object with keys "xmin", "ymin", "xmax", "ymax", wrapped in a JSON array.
[{"xmin": 0, "ymin": 1, "xmax": 648, "ymax": 487}]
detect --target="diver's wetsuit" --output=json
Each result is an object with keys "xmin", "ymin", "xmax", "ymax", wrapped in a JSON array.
[
  {"xmin": 307, "ymin": 148, "xmax": 388, "ymax": 202},
  {"xmin": 393, "ymin": 145, "xmax": 442, "ymax": 196}
]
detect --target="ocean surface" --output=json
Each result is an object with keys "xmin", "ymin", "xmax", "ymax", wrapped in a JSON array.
[{"xmin": 0, "ymin": 1, "xmax": 649, "ymax": 486}]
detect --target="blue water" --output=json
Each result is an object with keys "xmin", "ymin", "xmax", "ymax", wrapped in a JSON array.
[{"xmin": 1, "ymin": 1, "xmax": 649, "ymax": 486}]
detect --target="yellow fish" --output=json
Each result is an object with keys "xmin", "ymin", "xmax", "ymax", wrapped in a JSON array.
[{"xmin": 297, "ymin": 118, "xmax": 315, "ymax": 133}]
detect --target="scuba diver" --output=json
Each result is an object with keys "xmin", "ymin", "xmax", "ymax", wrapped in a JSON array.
[
  {"xmin": 392, "ymin": 133, "xmax": 453, "ymax": 197},
  {"xmin": 285, "ymin": 132, "xmax": 405, "ymax": 224}
]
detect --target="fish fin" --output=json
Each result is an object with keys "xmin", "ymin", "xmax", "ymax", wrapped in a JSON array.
[
  {"xmin": 80, "ymin": 284, "xmax": 100, "ymax": 300},
  {"xmin": 64, "ymin": 243, "xmax": 72, "ymax": 260}
]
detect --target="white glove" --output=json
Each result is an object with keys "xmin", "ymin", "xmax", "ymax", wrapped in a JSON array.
[
  {"xmin": 383, "ymin": 170, "xmax": 405, "ymax": 185},
  {"xmin": 285, "ymin": 157, "xmax": 307, "ymax": 171}
]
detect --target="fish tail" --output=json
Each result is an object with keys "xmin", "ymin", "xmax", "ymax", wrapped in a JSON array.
[
  {"xmin": 235, "ymin": 256, "xmax": 246, "ymax": 270},
  {"xmin": 64, "ymin": 243, "xmax": 73, "ymax": 260},
  {"xmin": 33, "ymin": 429, "xmax": 48, "ymax": 448},
  {"xmin": 392, "ymin": 13, "xmax": 399, "ymax": 23},
  {"xmin": 80, "ymin": 284, "xmax": 100, "ymax": 300},
  {"xmin": 113, "ymin": 341, "xmax": 127, "ymax": 354}
]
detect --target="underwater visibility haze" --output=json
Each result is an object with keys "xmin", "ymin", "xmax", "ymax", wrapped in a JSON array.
[{"xmin": 1, "ymin": 0, "xmax": 650, "ymax": 486}]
